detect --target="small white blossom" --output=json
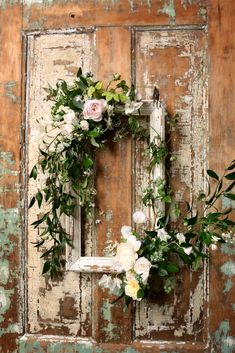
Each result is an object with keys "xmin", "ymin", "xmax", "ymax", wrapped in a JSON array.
[
  {"xmin": 125, "ymin": 101, "xmax": 143, "ymax": 115},
  {"xmin": 133, "ymin": 211, "xmax": 147, "ymax": 224},
  {"xmin": 125, "ymin": 234, "xmax": 141, "ymax": 252},
  {"xmin": 176, "ymin": 233, "xmax": 186, "ymax": 244},
  {"xmin": 157, "ymin": 228, "xmax": 171, "ymax": 242},
  {"xmin": 98, "ymin": 274, "xmax": 112, "ymax": 288},
  {"xmin": 183, "ymin": 246, "xmax": 193, "ymax": 255},
  {"xmin": 134, "ymin": 257, "xmax": 151, "ymax": 284},
  {"xmin": 80, "ymin": 120, "xmax": 89, "ymax": 131},
  {"xmin": 121, "ymin": 225, "xmax": 132, "ymax": 237},
  {"xmin": 211, "ymin": 244, "xmax": 218, "ymax": 251}
]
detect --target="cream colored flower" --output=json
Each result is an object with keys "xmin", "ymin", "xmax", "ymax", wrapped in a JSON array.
[
  {"xmin": 125, "ymin": 101, "xmax": 143, "ymax": 115},
  {"xmin": 80, "ymin": 120, "xmax": 89, "ymax": 131},
  {"xmin": 125, "ymin": 277, "xmax": 141, "ymax": 300},
  {"xmin": 116, "ymin": 242, "xmax": 138, "ymax": 271},
  {"xmin": 134, "ymin": 257, "xmax": 151, "ymax": 275},
  {"xmin": 125, "ymin": 234, "xmax": 141, "ymax": 252}
]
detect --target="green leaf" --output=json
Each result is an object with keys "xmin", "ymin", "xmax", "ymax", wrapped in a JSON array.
[
  {"xmin": 77, "ymin": 67, "xmax": 82, "ymax": 77},
  {"xmin": 29, "ymin": 197, "xmax": 35, "ymax": 208},
  {"xmin": 225, "ymin": 172, "xmax": 235, "ymax": 180},
  {"xmin": 226, "ymin": 161, "xmax": 235, "ymax": 171},
  {"xmin": 72, "ymin": 97, "xmax": 83, "ymax": 110},
  {"xmin": 83, "ymin": 158, "xmax": 93, "ymax": 169},
  {"xmin": 224, "ymin": 192, "xmax": 235, "ymax": 200},
  {"xmin": 158, "ymin": 268, "xmax": 168, "ymax": 276},
  {"xmin": 91, "ymin": 137, "xmax": 99, "ymax": 148},
  {"xmin": 87, "ymin": 86, "xmax": 95, "ymax": 97},
  {"xmin": 166, "ymin": 263, "xmax": 179, "ymax": 273},
  {"xmin": 106, "ymin": 92, "xmax": 114, "ymax": 102},
  {"xmin": 207, "ymin": 169, "xmax": 219, "ymax": 181},
  {"xmin": 36, "ymin": 192, "xmax": 43, "ymax": 208},
  {"xmin": 95, "ymin": 81, "xmax": 103, "ymax": 90},
  {"xmin": 29, "ymin": 165, "xmax": 37, "ymax": 180},
  {"xmin": 42, "ymin": 260, "xmax": 51, "ymax": 274},
  {"xmin": 225, "ymin": 181, "xmax": 235, "ymax": 192}
]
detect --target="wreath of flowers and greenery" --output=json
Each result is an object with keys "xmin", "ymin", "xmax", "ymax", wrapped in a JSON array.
[{"xmin": 30, "ymin": 68, "xmax": 235, "ymax": 305}]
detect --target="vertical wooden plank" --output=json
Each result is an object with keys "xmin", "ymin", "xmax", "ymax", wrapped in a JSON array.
[
  {"xmin": 93, "ymin": 26, "xmax": 133, "ymax": 344},
  {"xmin": 26, "ymin": 33, "xmax": 93, "ymax": 337},
  {"xmin": 134, "ymin": 29, "xmax": 208, "ymax": 342},
  {"xmin": 208, "ymin": 1, "xmax": 235, "ymax": 351},
  {"xmin": 0, "ymin": 3, "xmax": 23, "ymax": 352}
]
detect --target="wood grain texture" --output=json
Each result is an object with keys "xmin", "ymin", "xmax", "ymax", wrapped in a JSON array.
[
  {"xmin": 134, "ymin": 29, "xmax": 208, "ymax": 342},
  {"xmin": 22, "ymin": 0, "xmax": 207, "ymax": 31},
  {"xmin": 208, "ymin": 0, "xmax": 235, "ymax": 351},
  {"xmin": 93, "ymin": 26, "xmax": 133, "ymax": 344},
  {"xmin": 26, "ymin": 33, "xmax": 93, "ymax": 337},
  {"xmin": 0, "ymin": 3, "xmax": 23, "ymax": 353}
]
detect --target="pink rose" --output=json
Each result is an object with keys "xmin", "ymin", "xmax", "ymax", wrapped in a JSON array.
[{"xmin": 83, "ymin": 99, "xmax": 106, "ymax": 122}]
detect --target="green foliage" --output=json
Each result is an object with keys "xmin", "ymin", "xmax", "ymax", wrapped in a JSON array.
[{"xmin": 30, "ymin": 68, "xmax": 235, "ymax": 301}]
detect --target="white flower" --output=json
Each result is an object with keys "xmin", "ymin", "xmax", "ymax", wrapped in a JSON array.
[
  {"xmin": 109, "ymin": 277, "xmax": 122, "ymax": 295},
  {"xmin": 121, "ymin": 225, "xmax": 132, "ymax": 237},
  {"xmin": 125, "ymin": 270, "xmax": 136, "ymax": 281},
  {"xmin": 211, "ymin": 244, "xmax": 218, "ymax": 251},
  {"xmin": 134, "ymin": 257, "xmax": 151, "ymax": 285},
  {"xmin": 98, "ymin": 274, "xmax": 112, "ymax": 289},
  {"xmin": 64, "ymin": 110, "xmax": 76, "ymax": 125},
  {"xmin": 116, "ymin": 242, "xmax": 138, "ymax": 271},
  {"xmin": 125, "ymin": 278, "xmax": 141, "ymax": 300},
  {"xmin": 80, "ymin": 120, "xmax": 89, "ymax": 131},
  {"xmin": 157, "ymin": 228, "xmax": 171, "ymax": 242},
  {"xmin": 133, "ymin": 211, "xmax": 147, "ymax": 224},
  {"xmin": 61, "ymin": 123, "xmax": 74, "ymax": 135},
  {"xmin": 134, "ymin": 257, "xmax": 151, "ymax": 275},
  {"xmin": 176, "ymin": 233, "xmax": 186, "ymax": 244},
  {"xmin": 98, "ymin": 275, "xmax": 122, "ymax": 295},
  {"xmin": 125, "ymin": 101, "xmax": 143, "ymax": 115},
  {"xmin": 212, "ymin": 235, "xmax": 220, "ymax": 243},
  {"xmin": 183, "ymin": 246, "xmax": 193, "ymax": 255},
  {"xmin": 125, "ymin": 235, "xmax": 141, "ymax": 252},
  {"xmin": 83, "ymin": 99, "xmax": 106, "ymax": 122}
]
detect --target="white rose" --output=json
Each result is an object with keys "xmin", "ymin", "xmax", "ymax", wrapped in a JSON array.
[
  {"xmin": 211, "ymin": 244, "xmax": 218, "ymax": 251},
  {"xmin": 133, "ymin": 211, "xmax": 147, "ymax": 224},
  {"xmin": 83, "ymin": 99, "xmax": 106, "ymax": 122},
  {"xmin": 80, "ymin": 120, "xmax": 89, "ymax": 131},
  {"xmin": 124, "ymin": 278, "xmax": 141, "ymax": 300},
  {"xmin": 125, "ymin": 234, "xmax": 141, "ymax": 252},
  {"xmin": 134, "ymin": 257, "xmax": 151, "ymax": 275},
  {"xmin": 116, "ymin": 242, "xmax": 138, "ymax": 271},
  {"xmin": 183, "ymin": 246, "xmax": 193, "ymax": 255},
  {"xmin": 121, "ymin": 225, "xmax": 132, "ymax": 237},
  {"xmin": 64, "ymin": 110, "xmax": 76, "ymax": 125},
  {"xmin": 61, "ymin": 123, "xmax": 74, "ymax": 135},
  {"xmin": 157, "ymin": 228, "xmax": 171, "ymax": 242},
  {"xmin": 176, "ymin": 233, "xmax": 186, "ymax": 244}
]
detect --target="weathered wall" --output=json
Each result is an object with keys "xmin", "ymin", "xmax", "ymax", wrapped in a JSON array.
[{"xmin": 0, "ymin": 0, "xmax": 234, "ymax": 352}]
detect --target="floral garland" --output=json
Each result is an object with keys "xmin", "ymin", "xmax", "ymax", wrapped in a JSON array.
[{"xmin": 30, "ymin": 68, "xmax": 235, "ymax": 305}]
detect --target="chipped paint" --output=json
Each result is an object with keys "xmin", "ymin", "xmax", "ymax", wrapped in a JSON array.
[
  {"xmin": 0, "ymin": 151, "xmax": 17, "ymax": 178},
  {"xmin": 158, "ymin": 0, "xmax": 176, "ymax": 25},
  {"xmin": 101, "ymin": 300, "xmax": 119, "ymax": 340},
  {"xmin": 213, "ymin": 321, "xmax": 235, "ymax": 353},
  {"xmin": 223, "ymin": 279, "xmax": 233, "ymax": 293},
  {"xmin": 4, "ymin": 81, "xmax": 17, "ymax": 103},
  {"xmin": 221, "ymin": 243, "xmax": 235, "ymax": 256},
  {"xmin": 220, "ymin": 261, "xmax": 235, "ymax": 277}
]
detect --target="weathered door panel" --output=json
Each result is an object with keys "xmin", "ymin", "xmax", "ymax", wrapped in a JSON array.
[
  {"xmin": 134, "ymin": 29, "xmax": 208, "ymax": 342},
  {"xmin": 0, "ymin": 1, "xmax": 235, "ymax": 352}
]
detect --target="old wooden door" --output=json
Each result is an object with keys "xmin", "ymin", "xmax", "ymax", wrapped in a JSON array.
[{"xmin": 0, "ymin": 1, "xmax": 235, "ymax": 353}]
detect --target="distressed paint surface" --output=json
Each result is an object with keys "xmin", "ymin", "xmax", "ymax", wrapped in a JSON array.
[
  {"xmin": 1, "ymin": 0, "xmax": 235, "ymax": 352},
  {"xmin": 27, "ymin": 33, "xmax": 93, "ymax": 337},
  {"xmin": 134, "ymin": 29, "xmax": 208, "ymax": 342}
]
